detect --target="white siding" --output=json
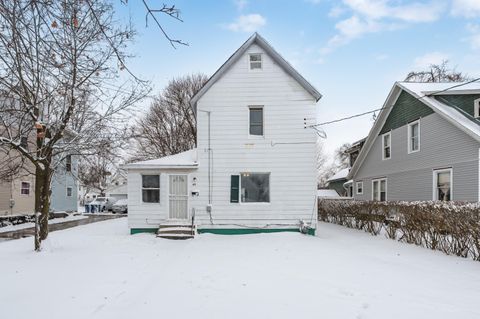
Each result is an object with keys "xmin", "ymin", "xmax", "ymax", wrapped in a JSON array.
[
  {"xmin": 192, "ymin": 43, "xmax": 317, "ymax": 229},
  {"xmin": 128, "ymin": 169, "xmax": 194, "ymax": 229}
]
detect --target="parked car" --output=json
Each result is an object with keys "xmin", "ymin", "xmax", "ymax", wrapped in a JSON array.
[
  {"xmin": 86, "ymin": 197, "xmax": 117, "ymax": 213},
  {"xmin": 112, "ymin": 199, "xmax": 128, "ymax": 214}
]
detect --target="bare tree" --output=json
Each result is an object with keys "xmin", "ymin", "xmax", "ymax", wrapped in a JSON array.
[
  {"xmin": 78, "ymin": 151, "xmax": 118, "ymax": 196},
  {"xmin": 316, "ymin": 140, "xmax": 336, "ymax": 188},
  {"xmin": 405, "ymin": 60, "xmax": 470, "ymax": 83},
  {"xmin": 132, "ymin": 73, "xmax": 208, "ymax": 160},
  {"xmin": 0, "ymin": 0, "xmax": 149, "ymax": 250},
  {"xmin": 334, "ymin": 143, "xmax": 351, "ymax": 170}
]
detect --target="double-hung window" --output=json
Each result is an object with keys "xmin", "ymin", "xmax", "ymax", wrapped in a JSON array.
[
  {"xmin": 408, "ymin": 120, "xmax": 420, "ymax": 153},
  {"xmin": 142, "ymin": 175, "xmax": 160, "ymax": 203},
  {"xmin": 20, "ymin": 182, "xmax": 30, "ymax": 195},
  {"xmin": 356, "ymin": 181, "xmax": 363, "ymax": 195},
  {"xmin": 249, "ymin": 53, "xmax": 262, "ymax": 70},
  {"xmin": 20, "ymin": 136, "xmax": 28, "ymax": 150},
  {"xmin": 382, "ymin": 132, "xmax": 391, "ymax": 160},
  {"xmin": 249, "ymin": 106, "xmax": 264, "ymax": 136},
  {"xmin": 66, "ymin": 187, "xmax": 73, "ymax": 197},
  {"xmin": 433, "ymin": 168, "xmax": 452, "ymax": 201},
  {"xmin": 474, "ymin": 98, "xmax": 480, "ymax": 118},
  {"xmin": 230, "ymin": 173, "xmax": 270, "ymax": 203},
  {"xmin": 66, "ymin": 155, "xmax": 72, "ymax": 172},
  {"xmin": 372, "ymin": 178, "xmax": 387, "ymax": 201}
]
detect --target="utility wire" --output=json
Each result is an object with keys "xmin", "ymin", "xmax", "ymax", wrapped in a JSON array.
[{"xmin": 310, "ymin": 78, "xmax": 480, "ymax": 127}]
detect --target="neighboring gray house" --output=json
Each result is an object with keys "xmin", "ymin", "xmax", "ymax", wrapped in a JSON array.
[
  {"xmin": 50, "ymin": 154, "xmax": 79, "ymax": 212},
  {"xmin": 349, "ymin": 81, "xmax": 480, "ymax": 202},
  {"xmin": 325, "ymin": 168, "xmax": 351, "ymax": 196}
]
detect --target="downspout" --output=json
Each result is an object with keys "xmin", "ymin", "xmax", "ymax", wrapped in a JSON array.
[{"xmin": 198, "ymin": 109, "xmax": 212, "ymax": 205}]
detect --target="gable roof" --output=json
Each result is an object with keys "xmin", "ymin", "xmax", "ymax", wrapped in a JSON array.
[
  {"xmin": 327, "ymin": 168, "xmax": 349, "ymax": 183},
  {"xmin": 123, "ymin": 149, "xmax": 198, "ymax": 170},
  {"xmin": 348, "ymin": 81, "xmax": 480, "ymax": 179},
  {"xmin": 190, "ymin": 33, "xmax": 322, "ymax": 111}
]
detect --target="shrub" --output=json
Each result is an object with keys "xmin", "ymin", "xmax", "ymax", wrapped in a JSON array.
[{"xmin": 318, "ymin": 199, "xmax": 480, "ymax": 261}]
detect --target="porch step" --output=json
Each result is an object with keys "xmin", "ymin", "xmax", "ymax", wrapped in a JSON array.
[{"xmin": 157, "ymin": 224, "xmax": 196, "ymax": 240}]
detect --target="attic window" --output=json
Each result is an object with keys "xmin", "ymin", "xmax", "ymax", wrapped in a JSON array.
[
  {"xmin": 475, "ymin": 98, "xmax": 480, "ymax": 118},
  {"xmin": 249, "ymin": 53, "xmax": 262, "ymax": 70}
]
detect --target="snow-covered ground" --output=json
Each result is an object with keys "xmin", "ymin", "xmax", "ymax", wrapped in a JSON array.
[
  {"xmin": 0, "ymin": 214, "xmax": 87, "ymax": 233},
  {"xmin": 0, "ymin": 219, "xmax": 479, "ymax": 319}
]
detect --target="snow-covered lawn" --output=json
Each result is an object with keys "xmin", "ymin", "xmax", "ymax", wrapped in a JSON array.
[{"xmin": 1, "ymin": 219, "xmax": 479, "ymax": 319}]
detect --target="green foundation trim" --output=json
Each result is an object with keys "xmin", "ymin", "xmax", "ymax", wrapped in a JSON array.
[
  {"xmin": 130, "ymin": 228, "xmax": 157, "ymax": 235},
  {"xmin": 198, "ymin": 228, "xmax": 316, "ymax": 236},
  {"xmin": 130, "ymin": 227, "xmax": 316, "ymax": 236}
]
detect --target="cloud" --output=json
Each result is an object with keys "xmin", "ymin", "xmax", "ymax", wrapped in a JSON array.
[
  {"xmin": 320, "ymin": 16, "xmax": 386, "ymax": 54},
  {"xmin": 465, "ymin": 23, "xmax": 480, "ymax": 50},
  {"xmin": 413, "ymin": 52, "xmax": 450, "ymax": 68},
  {"xmin": 319, "ymin": 1, "xmax": 446, "ymax": 57},
  {"xmin": 226, "ymin": 14, "xmax": 266, "ymax": 32},
  {"xmin": 342, "ymin": 0, "xmax": 445, "ymax": 23},
  {"xmin": 233, "ymin": 0, "xmax": 248, "ymax": 11},
  {"xmin": 451, "ymin": 0, "xmax": 480, "ymax": 18},
  {"xmin": 328, "ymin": 6, "xmax": 347, "ymax": 18}
]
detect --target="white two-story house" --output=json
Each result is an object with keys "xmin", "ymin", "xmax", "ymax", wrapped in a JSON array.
[{"xmin": 124, "ymin": 33, "xmax": 321, "ymax": 236}]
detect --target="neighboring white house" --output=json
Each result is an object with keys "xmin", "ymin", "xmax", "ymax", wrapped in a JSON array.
[
  {"xmin": 124, "ymin": 33, "xmax": 321, "ymax": 235},
  {"xmin": 105, "ymin": 170, "xmax": 128, "ymax": 200}
]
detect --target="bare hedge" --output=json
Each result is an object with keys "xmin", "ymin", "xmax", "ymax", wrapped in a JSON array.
[{"xmin": 318, "ymin": 199, "xmax": 480, "ymax": 261}]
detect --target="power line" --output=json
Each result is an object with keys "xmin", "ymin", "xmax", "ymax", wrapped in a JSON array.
[{"xmin": 310, "ymin": 78, "xmax": 480, "ymax": 127}]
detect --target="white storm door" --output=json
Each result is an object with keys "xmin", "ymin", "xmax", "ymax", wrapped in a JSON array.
[{"xmin": 169, "ymin": 175, "xmax": 188, "ymax": 219}]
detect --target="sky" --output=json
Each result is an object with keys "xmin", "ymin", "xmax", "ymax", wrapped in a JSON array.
[{"xmin": 115, "ymin": 0, "xmax": 480, "ymax": 159}]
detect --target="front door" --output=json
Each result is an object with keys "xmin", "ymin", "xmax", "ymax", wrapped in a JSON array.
[{"xmin": 169, "ymin": 175, "xmax": 188, "ymax": 219}]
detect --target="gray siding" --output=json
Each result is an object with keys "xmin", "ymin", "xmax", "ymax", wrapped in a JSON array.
[
  {"xmin": 354, "ymin": 112, "xmax": 479, "ymax": 201},
  {"xmin": 51, "ymin": 156, "xmax": 78, "ymax": 212}
]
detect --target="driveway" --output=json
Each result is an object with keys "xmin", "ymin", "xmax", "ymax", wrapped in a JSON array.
[{"xmin": 0, "ymin": 214, "xmax": 125, "ymax": 241}]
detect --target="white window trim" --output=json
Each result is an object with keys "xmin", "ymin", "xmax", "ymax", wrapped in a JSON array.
[
  {"xmin": 356, "ymin": 181, "xmax": 363, "ymax": 195},
  {"xmin": 371, "ymin": 178, "xmax": 387, "ymax": 201},
  {"xmin": 382, "ymin": 132, "xmax": 391, "ymax": 160},
  {"xmin": 248, "ymin": 105, "xmax": 265, "ymax": 138},
  {"xmin": 66, "ymin": 186, "xmax": 73, "ymax": 197},
  {"xmin": 432, "ymin": 168, "xmax": 453, "ymax": 201},
  {"xmin": 248, "ymin": 53, "xmax": 263, "ymax": 71},
  {"xmin": 474, "ymin": 98, "xmax": 480, "ymax": 118},
  {"xmin": 407, "ymin": 119, "xmax": 420, "ymax": 154},
  {"xmin": 20, "ymin": 181, "xmax": 30, "ymax": 196},
  {"xmin": 239, "ymin": 172, "xmax": 271, "ymax": 204},
  {"xmin": 141, "ymin": 174, "xmax": 161, "ymax": 204}
]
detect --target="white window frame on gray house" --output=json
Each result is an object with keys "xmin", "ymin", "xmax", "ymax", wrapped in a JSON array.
[
  {"xmin": 66, "ymin": 186, "xmax": 73, "ymax": 197},
  {"xmin": 433, "ymin": 168, "xmax": 453, "ymax": 201},
  {"xmin": 248, "ymin": 106, "xmax": 264, "ymax": 137},
  {"xmin": 249, "ymin": 53, "xmax": 262, "ymax": 70},
  {"xmin": 239, "ymin": 172, "xmax": 270, "ymax": 203},
  {"xmin": 356, "ymin": 181, "xmax": 363, "ymax": 195},
  {"xmin": 474, "ymin": 98, "xmax": 480, "ymax": 118},
  {"xmin": 382, "ymin": 132, "xmax": 391, "ymax": 160},
  {"xmin": 142, "ymin": 175, "xmax": 160, "ymax": 203},
  {"xmin": 372, "ymin": 178, "xmax": 387, "ymax": 201},
  {"xmin": 408, "ymin": 119, "xmax": 420, "ymax": 153}
]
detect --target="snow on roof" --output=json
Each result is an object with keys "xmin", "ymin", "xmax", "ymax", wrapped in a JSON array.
[
  {"xmin": 327, "ymin": 168, "xmax": 349, "ymax": 182},
  {"xmin": 317, "ymin": 189, "xmax": 340, "ymax": 198},
  {"xmin": 398, "ymin": 81, "xmax": 480, "ymax": 95},
  {"xmin": 398, "ymin": 82, "xmax": 480, "ymax": 141},
  {"xmin": 123, "ymin": 149, "xmax": 198, "ymax": 169}
]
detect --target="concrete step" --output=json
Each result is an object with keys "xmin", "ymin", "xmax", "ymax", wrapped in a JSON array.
[{"xmin": 157, "ymin": 223, "xmax": 196, "ymax": 240}]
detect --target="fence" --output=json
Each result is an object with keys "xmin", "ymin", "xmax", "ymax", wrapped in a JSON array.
[{"xmin": 318, "ymin": 199, "xmax": 480, "ymax": 261}]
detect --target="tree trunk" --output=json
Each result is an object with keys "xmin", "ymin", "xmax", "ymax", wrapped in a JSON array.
[{"xmin": 34, "ymin": 165, "xmax": 52, "ymax": 246}]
